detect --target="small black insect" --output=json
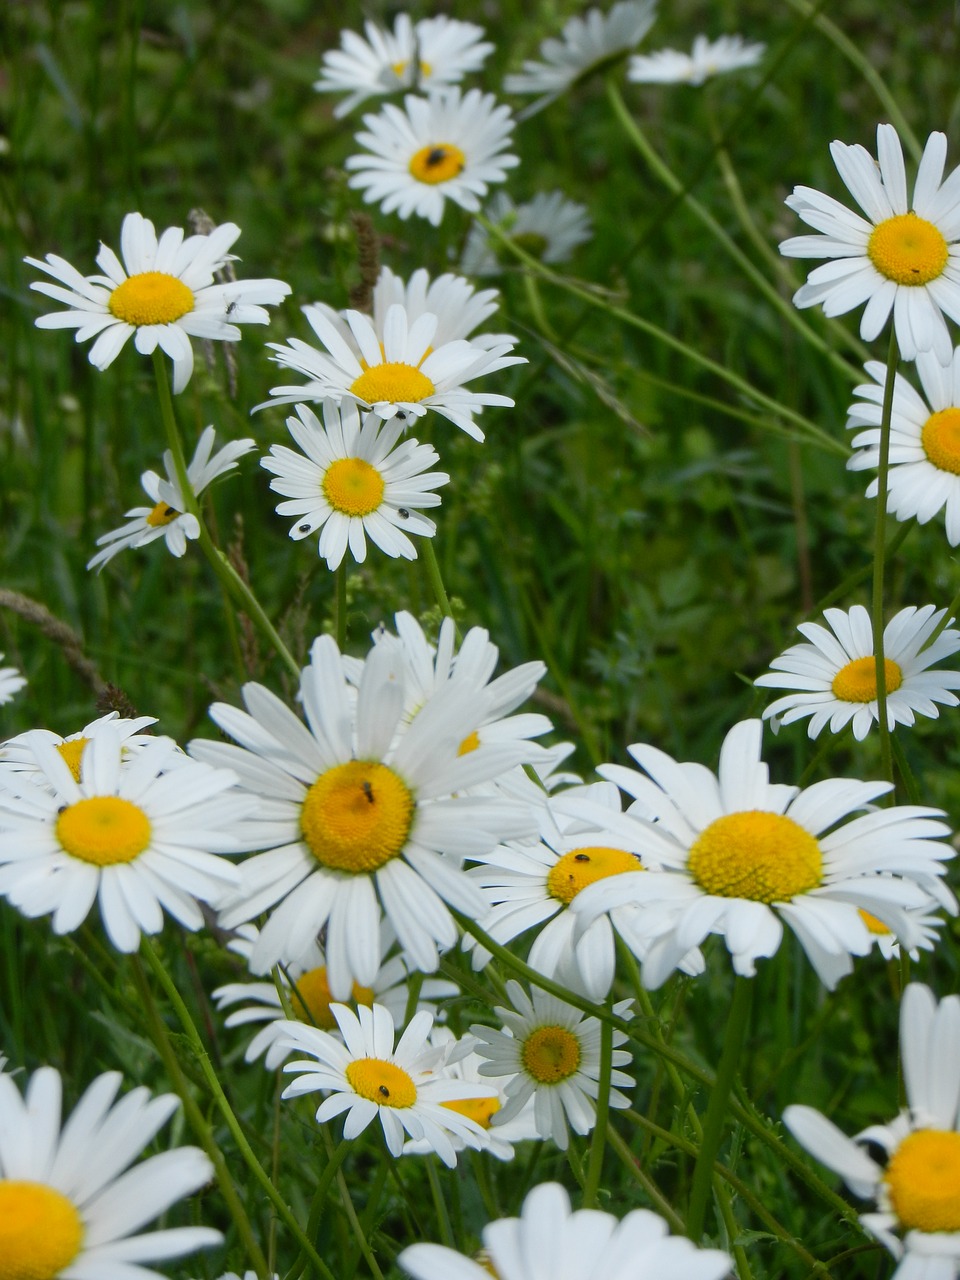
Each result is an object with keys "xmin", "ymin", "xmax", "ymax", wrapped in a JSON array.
[
  {"xmin": 574, "ymin": 853, "xmax": 591, "ymax": 862},
  {"xmin": 425, "ymin": 147, "xmax": 448, "ymax": 167},
  {"xmin": 361, "ymin": 780, "xmax": 375, "ymax": 805},
  {"xmin": 378, "ymin": 1084, "xmax": 390, "ymax": 1098},
  {"xmin": 397, "ymin": 508, "xmax": 410, "ymax": 519},
  {"xmin": 298, "ymin": 523, "xmax": 311, "ymax": 534}
]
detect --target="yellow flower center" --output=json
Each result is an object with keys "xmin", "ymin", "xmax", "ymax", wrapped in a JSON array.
[
  {"xmin": 408, "ymin": 143, "xmax": 466, "ymax": 185},
  {"xmin": 108, "ymin": 271, "xmax": 195, "ymax": 326},
  {"xmin": 521, "ymin": 1025, "xmax": 581, "ymax": 1084},
  {"xmin": 56, "ymin": 796, "xmax": 152, "ymax": 866},
  {"xmin": 867, "ymin": 213, "xmax": 949, "ymax": 286},
  {"xmin": 146, "ymin": 500, "xmax": 181, "ymax": 527},
  {"xmin": 289, "ymin": 966, "xmax": 374, "ymax": 1030},
  {"xmin": 922, "ymin": 407, "xmax": 960, "ymax": 475},
  {"xmin": 859, "ymin": 908, "xmax": 891, "ymax": 936},
  {"xmin": 321, "ymin": 457, "xmax": 385, "ymax": 517},
  {"xmin": 547, "ymin": 846, "xmax": 643, "ymax": 906},
  {"xmin": 56, "ymin": 738, "xmax": 89, "ymax": 782},
  {"xmin": 349, "ymin": 362, "xmax": 436, "ymax": 406},
  {"xmin": 687, "ymin": 810, "xmax": 822, "ymax": 904},
  {"xmin": 300, "ymin": 761, "xmax": 414, "ymax": 873},
  {"xmin": 831, "ymin": 656, "xmax": 903, "ymax": 703},
  {"xmin": 391, "ymin": 58, "xmax": 433, "ymax": 79},
  {"xmin": 0, "ymin": 1180, "xmax": 84, "ymax": 1280},
  {"xmin": 457, "ymin": 730, "xmax": 480, "ymax": 756},
  {"xmin": 442, "ymin": 1096, "xmax": 501, "ymax": 1128},
  {"xmin": 344, "ymin": 1058, "xmax": 417, "ymax": 1108},
  {"xmin": 885, "ymin": 1130, "xmax": 960, "ymax": 1232}
]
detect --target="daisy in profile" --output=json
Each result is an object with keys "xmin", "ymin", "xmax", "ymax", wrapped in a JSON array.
[
  {"xmin": 780, "ymin": 124, "xmax": 960, "ymax": 362},
  {"xmin": 345, "ymin": 87, "xmax": 518, "ymax": 227},
  {"xmin": 281, "ymin": 1003, "xmax": 495, "ymax": 1167},
  {"xmin": 755, "ymin": 604, "xmax": 960, "ymax": 739},
  {"xmin": 572, "ymin": 719, "xmax": 956, "ymax": 990},
  {"xmin": 26, "ymin": 212, "xmax": 290, "ymax": 393},
  {"xmin": 0, "ymin": 654, "xmax": 26, "ymax": 706},
  {"xmin": 261, "ymin": 400, "xmax": 448, "ymax": 569},
  {"xmin": 400, "ymin": 1182, "xmax": 732, "ymax": 1280},
  {"xmin": 0, "ymin": 1065, "xmax": 220, "ymax": 1280},
  {"xmin": 315, "ymin": 15, "xmax": 493, "ymax": 117},
  {"xmin": 628, "ymin": 34, "xmax": 765, "ymax": 85},
  {"xmin": 88, "ymin": 426, "xmax": 256, "ymax": 572},
  {"xmin": 504, "ymin": 0, "xmax": 658, "ymax": 115},
  {"xmin": 461, "ymin": 191, "xmax": 593, "ymax": 276},
  {"xmin": 0, "ymin": 711, "xmax": 162, "ymax": 782},
  {"xmin": 786, "ymin": 983, "xmax": 960, "ymax": 1280}
]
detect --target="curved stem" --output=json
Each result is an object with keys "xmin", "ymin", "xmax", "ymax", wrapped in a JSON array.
[
  {"xmin": 871, "ymin": 328, "xmax": 900, "ymax": 786},
  {"xmin": 582, "ymin": 1006, "xmax": 613, "ymax": 1208},
  {"xmin": 420, "ymin": 538, "xmax": 459, "ymax": 632}
]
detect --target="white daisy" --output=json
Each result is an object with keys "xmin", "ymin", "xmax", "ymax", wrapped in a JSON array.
[
  {"xmin": 345, "ymin": 87, "xmax": 519, "ymax": 227},
  {"xmin": 0, "ymin": 711, "xmax": 163, "ymax": 784},
  {"xmin": 470, "ymin": 980, "xmax": 634, "ymax": 1151},
  {"xmin": 859, "ymin": 899, "xmax": 945, "ymax": 961},
  {"xmin": 504, "ymin": 0, "xmax": 658, "ymax": 115},
  {"xmin": 400, "ymin": 1182, "xmax": 732, "ymax": 1280},
  {"xmin": 0, "ymin": 654, "xmax": 26, "ymax": 707},
  {"xmin": 26, "ymin": 212, "xmax": 290, "ymax": 393},
  {"xmin": 0, "ymin": 725, "xmax": 246, "ymax": 952},
  {"xmin": 461, "ymin": 191, "xmax": 593, "ymax": 276},
  {"xmin": 281, "ymin": 1002, "xmax": 495, "ymax": 1167},
  {"xmin": 190, "ymin": 632, "xmax": 538, "ymax": 996},
  {"xmin": 785, "ymin": 983, "xmax": 960, "ymax": 1280},
  {"xmin": 370, "ymin": 265, "xmax": 516, "ymax": 348},
  {"xmin": 572, "ymin": 719, "xmax": 957, "ymax": 990},
  {"xmin": 755, "ymin": 604, "xmax": 960, "ymax": 739},
  {"xmin": 0, "ymin": 1064, "xmax": 220, "ymax": 1280},
  {"xmin": 88, "ymin": 426, "xmax": 256, "ymax": 572},
  {"xmin": 780, "ymin": 124, "xmax": 960, "ymax": 363},
  {"xmin": 315, "ymin": 14, "xmax": 494, "ymax": 117},
  {"xmin": 847, "ymin": 347, "xmax": 960, "ymax": 544},
  {"xmin": 628, "ymin": 34, "xmax": 764, "ymax": 85},
  {"xmin": 261, "ymin": 400, "xmax": 448, "ymax": 569}
]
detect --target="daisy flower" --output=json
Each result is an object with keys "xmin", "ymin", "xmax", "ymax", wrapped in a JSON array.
[
  {"xmin": 88, "ymin": 426, "xmax": 256, "ymax": 572},
  {"xmin": 0, "ymin": 1065, "xmax": 220, "ymax": 1280},
  {"xmin": 345, "ymin": 87, "xmax": 519, "ymax": 227},
  {"xmin": 859, "ymin": 898, "xmax": 946, "ymax": 961},
  {"xmin": 572, "ymin": 719, "xmax": 956, "ymax": 990},
  {"xmin": 628, "ymin": 34, "xmax": 765, "ymax": 85},
  {"xmin": 370, "ymin": 265, "xmax": 516, "ymax": 348},
  {"xmin": 504, "ymin": 0, "xmax": 658, "ymax": 115},
  {"xmin": 470, "ymin": 980, "xmax": 634, "ymax": 1150},
  {"xmin": 315, "ymin": 14, "xmax": 493, "ymax": 117},
  {"xmin": 461, "ymin": 191, "xmax": 593, "ymax": 276},
  {"xmin": 26, "ymin": 211, "xmax": 290, "ymax": 393},
  {"xmin": 847, "ymin": 347, "xmax": 960, "ymax": 544},
  {"xmin": 190, "ymin": 631, "xmax": 538, "ymax": 995},
  {"xmin": 281, "ymin": 1002, "xmax": 495, "ymax": 1167},
  {"xmin": 400, "ymin": 1182, "xmax": 732, "ymax": 1280},
  {"xmin": 0, "ymin": 654, "xmax": 26, "ymax": 706},
  {"xmin": 0, "ymin": 711, "xmax": 163, "ymax": 784},
  {"xmin": 779, "ymin": 124, "xmax": 960, "ymax": 363},
  {"xmin": 786, "ymin": 983, "xmax": 960, "ymax": 1280},
  {"xmin": 0, "ymin": 726, "xmax": 247, "ymax": 952},
  {"xmin": 261, "ymin": 400, "xmax": 448, "ymax": 570},
  {"xmin": 755, "ymin": 604, "xmax": 960, "ymax": 739}
]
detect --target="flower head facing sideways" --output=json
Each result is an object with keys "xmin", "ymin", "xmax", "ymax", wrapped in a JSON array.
[
  {"xmin": 0, "ymin": 655, "xmax": 26, "ymax": 707},
  {"xmin": 461, "ymin": 191, "xmax": 593, "ymax": 275},
  {"xmin": 628, "ymin": 34, "xmax": 765, "ymax": 85}
]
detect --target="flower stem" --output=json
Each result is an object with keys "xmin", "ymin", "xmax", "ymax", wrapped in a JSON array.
[
  {"xmin": 334, "ymin": 561, "xmax": 347, "ymax": 649},
  {"xmin": 420, "ymin": 537, "xmax": 459, "ymax": 630},
  {"xmin": 871, "ymin": 328, "xmax": 900, "ymax": 786},
  {"xmin": 582, "ymin": 1006, "xmax": 613, "ymax": 1209}
]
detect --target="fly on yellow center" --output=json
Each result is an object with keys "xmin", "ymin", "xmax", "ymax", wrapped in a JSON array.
[
  {"xmin": 409, "ymin": 143, "xmax": 466, "ymax": 185},
  {"xmin": 885, "ymin": 1129, "xmax": 960, "ymax": 1232},
  {"xmin": 146, "ymin": 501, "xmax": 181, "ymax": 528},
  {"xmin": 300, "ymin": 761, "xmax": 414, "ymax": 873},
  {"xmin": 108, "ymin": 272, "xmax": 195, "ymax": 326},
  {"xmin": 867, "ymin": 213, "xmax": 949, "ymax": 287},
  {"xmin": 831, "ymin": 656, "xmax": 903, "ymax": 703},
  {"xmin": 290, "ymin": 966, "xmax": 374, "ymax": 1030},
  {"xmin": 547, "ymin": 846, "xmax": 642, "ymax": 907},
  {"xmin": 321, "ymin": 457, "xmax": 385, "ymax": 517},
  {"xmin": 922, "ymin": 407, "xmax": 960, "ymax": 475},
  {"xmin": 349, "ymin": 362, "xmax": 435, "ymax": 406},
  {"xmin": 345, "ymin": 1057, "xmax": 417, "ymax": 1108},
  {"xmin": 442, "ymin": 1095, "xmax": 501, "ymax": 1128},
  {"xmin": 55, "ymin": 737, "xmax": 89, "ymax": 783},
  {"xmin": 0, "ymin": 1180, "xmax": 84, "ymax": 1280},
  {"xmin": 521, "ymin": 1024, "xmax": 581, "ymax": 1084},
  {"xmin": 687, "ymin": 810, "xmax": 822, "ymax": 904},
  {"xmin": 56, "ymin": 796, "xmax": 152, "ymax": 867}
]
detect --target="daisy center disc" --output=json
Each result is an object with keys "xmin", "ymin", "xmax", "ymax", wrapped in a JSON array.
[
  {"xmin": 56, "ymin": 737, "xmax": 88, "ymax": 782},
  {"xmin": 442, "ymin": 1096, "xmax": 501, "ymax": 1128},
  {"xmin": 409, "ymin": 143, "xmax": 466, "ymax": 184},
  {"xmin": 349, "ymin": 362, "xmax": 436, "ymax": 406},
  {"xmin": 391, "ymin": 58, "xmax": 433, "ymax": 79},
  {"xmin": 547, "ymin": 846, "xmax": 643, "ymax": 906},
  {"xmin": 56, "ymin": 796, "xmax": 152, "ymax": 866},
  {"xmin": 867, "ymin": 213, "xmax": 949, "ymax": 286},
  {"xmin": 512, "ymin": 231, "xmax": 550, "ymax": 259},
  {"xmin": 108, "ymin": 271, "xmax": 195, "ymax": 326},
  {"xmin": 0, "ymin": 1180, "xmax": 84, "ymax": 1280},
  {"xmin": 457, "ymin": 730, "xmax": 480, "ymax": 756},
  {"xmin": 300, "ymin": 761, "xmax": 414, "ymax": 873},
  {"xmin": 687, "ymin": 810, "xmax": 822, "ymax": 904},
  {"xmin": 885, "ymin": 1129, "xmax": 960, "ymax": 1232},
  {"xmin": 345, "ymin": 1057, "xmax": 417, "ymax": 1107},
  {"xmin": 321, "ymin": 457, "xmax": 385, "ymax": 517},
  {"xmin": 521, "ymin": 1025, "xmax": 581, "ymax": 1084},
  {"xmin": 290, "ymin": 966, "xmax": 374, "ymax": 1030},
  {"xmin": 859, "ymin": 908, "xmax": 891, "ymax": 936},
  {"xmin": 831, "ymin": 656, "xmax": 903, "ymax": 703},
  {"xmin": 146, "ymin": 500, "xmax": 181, "ymax": 527},
  {"xmin": 921, "ymin": 407, "xmax": 960, "ymax": 475}
]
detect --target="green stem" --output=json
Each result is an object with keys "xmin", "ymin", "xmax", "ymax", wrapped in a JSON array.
[
  {"xmin": 334, "ymin": 561, "xmax": 347, "ymax": 649},
  {"xmin": 420, "ymin": 537, "xmax": 457, "ymax": 625},
  {"xmin": 811, "ymin": 522, "xmax": 911, "ymax": 614},
  {"xmin": 425, "ymin": 1158, "xmax": 455, "ymax": 1248},
  {"xmin": 582, "ymin": 1007, "xmax": 613, "ymax": 1208},
  {"xmin": 871, "ymin": 329, "xmax": 900, "ymax": 786},
  {"xmin": 607, "ymin": 1127, "xmax": 685, "ymax": 1231}
]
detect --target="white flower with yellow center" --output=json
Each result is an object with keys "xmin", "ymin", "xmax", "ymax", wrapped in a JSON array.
[
  {"xmin": 0, "ymin": 727, "xmax": 246, "ymax": 952},
  {"xmin": 345, "ymin": 87, "xmax": 519, "ymax": 227},
  {"xmin": 461, "ymin": 191, "xmax": 593, "ymax": 276},
  {"xmin": 628, "ymin": 34, "xmax": 765, "ymax": 85},
  {"xmin": 786, "ymin": 983, "xmax": 960, "ymax": 1279},
  {"xmin": 371, "ymin": 265, "xmax": 516, "ymax": 349},
  {"xmin": 859, "ymin": 897, "xmax": 946, "ymax": 962},
  {"xmin": 281, "ymin": 1002, "xmax": 496, "ymax": 1167},
  {"xmin": 572, "ymin": 719, "xmax": 956, "ymax": 990},
  {"xmin": 88, "ymin": 426, "xmax": 256, "ymax": 572},
  {"xmin": 0, "ymin": 1065, "xmax": 220, "ymax": 1280},
  {"xmin": 0, "ymin": 654, "xmax": 26, "ymax": 707},
  {"xmin": 470, "ymin": 981, "xmax": 634, "ymax": 1151},
  {"xmin": 0, "ymin": 712, "xmax": 171, "ymax": 791},
  {"xmin": 26, "ymin": 212, "xmax": 290, "ymax": 393},
  {"xmin": 756, "ymin": 605, "xmax": 960, "ymax": 739},
  {"xmin": 191, "ymin": 632, "xmax": 537, "ymax": 996},
  {"xmin": 780, "ymin": 124, "xmax": 960, "ymax": 363}
]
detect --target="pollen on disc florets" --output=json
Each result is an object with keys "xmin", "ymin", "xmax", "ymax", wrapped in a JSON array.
[
  {"xmin": 55, "ymin": 796, "xmax": 152, "ymax": 867},
  {"xmin": 300, "ymin": 760, "xmax": 414, "ymax": 873},
  {"xmin": 345, "ymin": 1057, "xmax": 417, "ymax": 1107},
  {"xmin": 867, "ymin": 213, "xmax": 949, "ymax": 286},
  {"xmin": 521, "ymin": 1025, "xmax": 581, "ymax": 1084},
  {"xmin": 546, "ymin": 846, "xmax": 642, "ymax": 906},
  {"xmin": 108, "ymin": 271, "xmax": 195, "ymax": 326},
  {"xmin": 885, "ymin": 1129, "xmax": 960, "ymax": 1232},
  {"xmin": 146, "ymin": 501, "xmax": 181, "ymax": 527},
  {"xmin": 290, "ymin": 967, "xmax": 375, "ymax": 1030},
  {"xmin": 922, "ymin": 407, "xmax": 960, "ymax": 475},
  {"xmin": 442, "ymin": 1096, "xmax": 501, "ymax": 1128},
  {"xmin": 831, "ymin": 656, "xmax": 903, "ymax": 703},
  {"xmin": 349, "ymin": 362, "xmax": 435, "ymax": 405},
  {"xmin": 409, "ymin": 143, "xmax": 466, "ymax": 184},
  {"xmin": 0, "ymin": 1180, "xmax": 85, "ymax": 1280},
  {"xmin": 322, "ymin": 457, "xmax": 385, "ymax": 517},
  {"xmin": 56, "ymin": 737, "xmax": 89, "ymax": 782},
  {"xmin": 686, "ymin": 810, "xmax": 822, "ymax": 904}
]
